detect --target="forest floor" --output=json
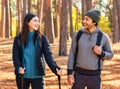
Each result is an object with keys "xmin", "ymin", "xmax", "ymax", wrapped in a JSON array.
[{"xmin": 0, "ymin": 37, "xmax": 120, "ymax": 89}]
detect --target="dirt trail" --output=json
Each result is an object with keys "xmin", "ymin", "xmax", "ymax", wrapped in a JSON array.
[{"xmin": 0, "ymin": 38, "xmax": 120, "ymax": 89}]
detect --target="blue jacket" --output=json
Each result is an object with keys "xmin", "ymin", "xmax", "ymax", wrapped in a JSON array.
[{"xmin": 12, "ymin": 32, "xmax": 59, "ymax": 77}]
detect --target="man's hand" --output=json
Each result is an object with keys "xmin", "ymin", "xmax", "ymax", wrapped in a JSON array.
[
  {"xmin": 93, "ymin": 45, "xmax": 102, "ymax": 55},
  {"xmin": 68, "ymin": 74, "xmax": 74, "ymax": 85}
]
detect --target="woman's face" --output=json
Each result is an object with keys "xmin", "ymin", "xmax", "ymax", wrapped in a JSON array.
[{"xmin": 28, "ymin": 16, "xmax": 40, "ymax": 32}]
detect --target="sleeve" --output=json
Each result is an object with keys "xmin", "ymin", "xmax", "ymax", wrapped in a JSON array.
[
  {"xmin": 12, "ymin": 36, "xmax": 22, "ymax": 74},
  {"xmin": 100, "ymin": 33, "xmax": 114, "ymax": 60},
  {"xmin": 42, "ymin": 35, "xmax": 60, "ymax": 75},
  {"xmin": 67, "ymin": 33, "xmax": 77, "ymax": 75}
]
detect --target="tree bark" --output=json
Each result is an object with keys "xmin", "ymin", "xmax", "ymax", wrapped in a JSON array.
[
  {"xmin": 5, "ymin": 0, "xmax": 10, "ymax": 38},
  {"xmin": 44, "ymin": 0, "xmax": 54, "ymax": 43},
  {"xmin": 37, "ymin": 0, "xmax": 44, "ymax": 31},
  {"xmin": 112, "ymin": 0, "xmax": 120, "ymax": 43},
  {"xmin": 9, "ymin": 0, "xmax": 12, "ymax": 36},
  {"xmin": 1, "ymin": 0, "xmax": 6, "ymax": 38},
  {"xmin": 28, "ymin": 0, "xmax": 32, "ymax": 13},
  {"xmin": 22, "ymin": 0, "xmax": 26, "ymax": 22},
  {"xmin": 68, "ymin": 0, "xmax": 73, "ymax": 38},
  {"xmin": 17, "ymin": 0, "xmax": 23, "ymax": 34},
  {"xmin": 59, "ymin": 0, "xmax": 68, "ymax": 56},
  {"xmin": 55, "ymin": 0, "xmax": 62, "ymax": 38},
  {"xmin": 81, "ymin": 0, "xmax": 92, "ymax": 20},
  {"xmin": 116, "ymin": 0, "xmax": 120, "ymax": 40}
]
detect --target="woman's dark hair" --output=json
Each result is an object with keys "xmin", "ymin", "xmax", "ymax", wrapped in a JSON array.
[{"xmin": 21, "ymin": 13, "xmax": 40, "ymax": 48}]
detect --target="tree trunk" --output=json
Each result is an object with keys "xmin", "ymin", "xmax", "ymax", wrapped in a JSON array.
[
  {"xmin": 28, "ymin": 0, "xmax": 32, "ymax": 13},
  {"xmin": 55, "ymin": 0, "xmax": 62, "ymax": 38},
  {"xmin": 44, "ymin": 0, "xmax": 54, "ymax": 43},
  {"xmin": 68, "ymin": 0, "xmax": 73, "ymax": 38},
  {"xmin": 53, "ymin": 0, "xmax": 57, "ymax": 38},
  {"xmin": 1, "ymin": 0, "xmax": 6, "ymax": 38},
  {"xmin": 22, "ymin": 0, "xmax": 26, "ymax": 22},
  {"xmin": 5, "ymin": 0, "xmax": 10, "ymax": 38},
  {"xmin": 116, "ymin": 0, "xmax": 120, "ymax": 41},
  {"xmin": 0, "ymin": 0, "xmax": 1, "ymax": 37},
  {"xmin": 112, "ymin": 0, "xmax": 120, "ymax": 43},
  {"xmin": 37, "ymin": 0, "xmax": 44, "ymax": 31},
  {"xmin": 59, "ymin": 0, "xmax": 68, "ymax": 56},
  {"xmin": 53, "ymin": 17, "xmax": 57, "ymax": 38},
  {"xmin": 17, "ymin": 0, "xmax": 23, "ymax": 34},
  {"xmin": 9, "ymin": 0, "xmax": 12, "ymax": 36},
  {"xmin": 81, "ymin": 0, "xmax": 92, "ymax": 20}
]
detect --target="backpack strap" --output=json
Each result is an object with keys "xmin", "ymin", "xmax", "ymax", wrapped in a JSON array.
[
  {"xmin": 96, "ymin": 31, "xmax": 103, "ymax": 46},
  {"xmin": 73, "ymin": 30, "xmax": 83, "ymax": 70},
  {"xmin": 96, "ymin": 31, "xmax": 103, "ymax": 70}
]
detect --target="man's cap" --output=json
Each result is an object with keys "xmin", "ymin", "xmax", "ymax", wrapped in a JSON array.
[{"xmin": 84, "ymin": 9, "xmax": 101, "ymax": 23}]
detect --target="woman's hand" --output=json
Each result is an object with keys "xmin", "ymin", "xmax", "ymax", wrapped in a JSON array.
[
  {"xmin": 56, "ymin": 68, "xmax": 62, "ymax": 76},
  {"xmin": 19, "ymin": 67, "xmax": 25, "ymax": 74}
]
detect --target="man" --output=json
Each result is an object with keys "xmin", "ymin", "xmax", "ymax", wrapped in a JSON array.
[{"xmin": 67, "ymin": 9, "xmax": 114, "ymax": 89}]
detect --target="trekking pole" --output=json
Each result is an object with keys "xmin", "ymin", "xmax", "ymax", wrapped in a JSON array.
[
  {"xmin": 21, "ymin": 75, "xmax": 23, "ymax": 89},
  {"xmin": 58, "ymin": 75, "xmax": 61, "ymax": 89},
  {"xmin": 21, "ymin": 66, "xmax": 24, "ymax": 89},
  {"xmin": 19, "ymin": 72, "xmax": 24, "ymax": 89},
  {"xmin": 57, "ymin": 67, "xmax": 62, "ymax": 89}
]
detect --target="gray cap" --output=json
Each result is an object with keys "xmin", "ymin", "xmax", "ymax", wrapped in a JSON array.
[{"xmin": 84, "ymin": 9, "xmax": 101, "ymax": 23}]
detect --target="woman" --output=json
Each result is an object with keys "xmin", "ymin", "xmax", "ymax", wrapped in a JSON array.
[{"xmin": 12, "ymin": 13, "xmax": 62, "ymax": 89}]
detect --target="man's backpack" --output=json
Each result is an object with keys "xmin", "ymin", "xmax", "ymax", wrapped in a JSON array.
[{"xmin": 73, "ymin": 30, "xmax": 103, "ymax": 70}]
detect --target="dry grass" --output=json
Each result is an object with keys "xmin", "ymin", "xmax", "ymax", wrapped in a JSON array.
[{"xmin": 0, "ymin": 38, "xmax": 120, "ymax": 89}]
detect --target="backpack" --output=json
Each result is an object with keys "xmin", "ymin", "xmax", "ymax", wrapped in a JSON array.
[{"xmin": 73, "ymin": 30, "xmax": 103, "ymax": 70}]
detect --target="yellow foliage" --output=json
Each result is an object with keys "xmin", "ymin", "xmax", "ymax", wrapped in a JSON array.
[
  {"xmin": 99, "ymin": 16, "xmax": 112, "ymax": 33},
  {"xmin": 12, "ymin": 18, "xmax": 17, "ymax": 37}
]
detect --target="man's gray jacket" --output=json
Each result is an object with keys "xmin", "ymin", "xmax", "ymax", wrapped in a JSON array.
[{"xmin": 67, "ymin": 27, "xmax": 114, "ymax": 75}]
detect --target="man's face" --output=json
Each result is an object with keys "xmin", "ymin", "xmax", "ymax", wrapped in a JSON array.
[{"xmin": 83, "ymin": 16, "xmax": 96, "ymax": 30}]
